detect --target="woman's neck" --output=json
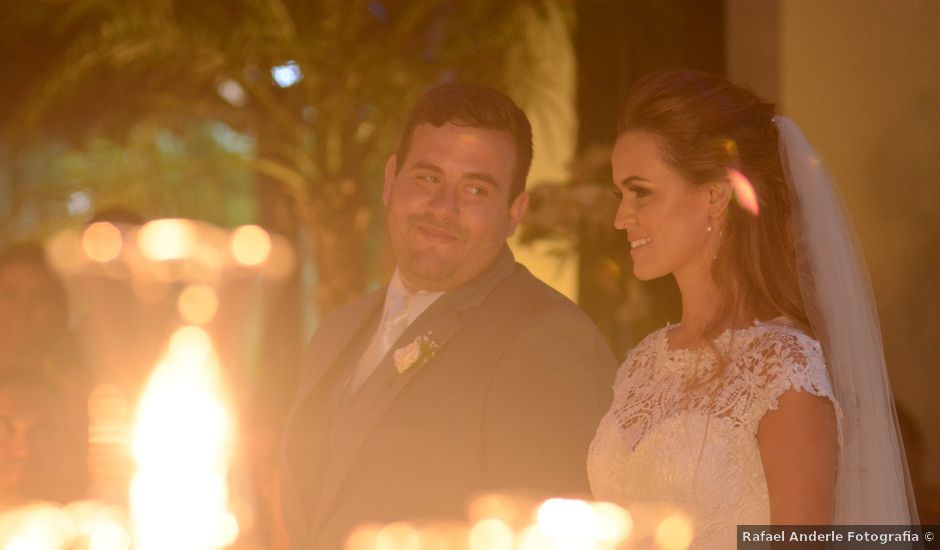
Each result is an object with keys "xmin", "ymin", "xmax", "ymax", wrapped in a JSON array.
[{"xmin": 671, "ymin": 269, "xmax": 747, "ymax": 349}]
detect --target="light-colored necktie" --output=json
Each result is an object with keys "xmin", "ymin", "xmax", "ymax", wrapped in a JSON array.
[{"xmin": 346, "ymin": 292, "xmax": 409, "ymax": 393}]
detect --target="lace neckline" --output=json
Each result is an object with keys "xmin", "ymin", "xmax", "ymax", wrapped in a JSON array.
[
  {"xmin": 657, "ymin": 317, "xmax": 791, "ymax": 375},
  {"xmin": 661, "ymin": 317, "xmax": 789, "ymax": 353}
]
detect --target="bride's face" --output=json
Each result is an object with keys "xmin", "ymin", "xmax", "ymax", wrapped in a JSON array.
[{"xmin": 611, "ymin": 130, "xmax": 716, "ymax": 282}]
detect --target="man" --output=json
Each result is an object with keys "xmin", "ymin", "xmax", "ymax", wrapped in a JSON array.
[{"xmin": 280, "ymin": 82, "xmax": 617, "ymax": 548}]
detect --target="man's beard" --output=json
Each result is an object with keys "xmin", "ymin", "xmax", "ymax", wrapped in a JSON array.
[{"xmin": 395, "ymin": 213, "xmax": 467, "ymax": 290}]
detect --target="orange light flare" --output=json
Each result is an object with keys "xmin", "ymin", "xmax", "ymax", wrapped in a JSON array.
[
  {"xmin": 468, "ymin": 518, "xmax": 514, "ymax": 550},
  {"xmin": 534, "ymin": 497, "xmax": 633, "ymax": 548},
  {"xmin": 47, "ymin": 229, "xmax": 89, "ymax": 275},
  {"xmin": 177, "ymin": 284, "xmax": 220, "ymax": 325},
  {"xmin": 83, "ymin": 222, "xmax": 124, "ymax": 263},
  {"xmin": 654, "ymin": 513, "xmax": 694, "ymax": 550},
  {"xmin": 137, "ymin": 219, "xmax": 198, "ymax": 262},
  {"xmin": 375, "ymin": 522, "xmax": 421, "ymax": 550},
  {"xmin": 0, "ymin": 501, "xmax": 130, "ymax": 550},
  {"xmin": 130, "ymin": 326, "xmax": 238, "ymax": 550},
  {"xmin": 467, "ymin": 493, "xmax": 526, "ymax": 527},
  {"xmin": 727, "ymin": 167, "xmax": 760, "ymax": 216},
  {"xmin": 230, "ymin": 225, "xmax": 271, "ymax": 267},
  {"xmin": 0, "ymin": 504, "xmax": 73, "ymax": 549},
  {"xmin": 87, "ymin": 384, "xmax": 133, "ymax": 502}
]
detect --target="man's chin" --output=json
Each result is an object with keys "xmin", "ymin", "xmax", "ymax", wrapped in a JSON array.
[
  {"xmin": 404, "ymin": 267, "xmax": 460, "ymax": 290},
  {"xmin": 399, "ymin": 252, "xmax": 464, "ymax": 289}
]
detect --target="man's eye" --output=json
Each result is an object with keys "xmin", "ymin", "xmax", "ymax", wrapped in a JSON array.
[
  {"xmin": 417, "ymin": 174, "xmax": 439, "ymax": 184},
  {"xmin": 466, "ymin": 185, "xmax": 487, "ymax": 196}
]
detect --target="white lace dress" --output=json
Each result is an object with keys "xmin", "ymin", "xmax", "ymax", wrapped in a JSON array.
[{"xmin": 587, "ymin": 318, "xmax": 842, "ymax": 549}]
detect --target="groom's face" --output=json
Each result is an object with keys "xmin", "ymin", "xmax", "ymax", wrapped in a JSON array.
[{"xmin": 383, "ymin": 122, "xmax": 528, "ymax": 292}]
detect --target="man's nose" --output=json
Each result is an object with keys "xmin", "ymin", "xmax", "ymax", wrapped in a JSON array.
[{"xmin": 427, "ymin": 183, "xmax": 459, "ymax": 217}]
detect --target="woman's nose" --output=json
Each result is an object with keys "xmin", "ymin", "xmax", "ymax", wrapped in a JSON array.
[{"xmin": 613, "ymin": 199, "xmax": 635, "ymax": 231}]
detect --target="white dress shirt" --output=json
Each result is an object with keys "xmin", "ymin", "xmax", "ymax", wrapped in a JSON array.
[{"xmin": 345, "ymin": 270, "xmax": 443, "ymax": 392}]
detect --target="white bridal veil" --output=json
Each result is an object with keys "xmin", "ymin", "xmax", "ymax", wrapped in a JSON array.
[{"xmin": 775, "ymin": 116, "xmax": 919, "ymax": 525}]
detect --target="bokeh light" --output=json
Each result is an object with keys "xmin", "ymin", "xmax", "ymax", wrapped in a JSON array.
[
  {"xmin": 590, "ymin": 501, "xmax": 633, "ymax": 543},
  {"xmin": 88, "ymin": 520, "xmax": 132, "ymax": 550},
  {"xmin": 468, "ymin": 518, "xmax": 514, "ymax": 550},
  {"xmin": 47, "ymin": 229, "xmax": 88, "ymax": 274},
  {"xmin": 138, "ymin": 219, "xmax": 198, "ymax": 262},
  {"xmin": 516, "ymin": 525, "xmax": 553, "ymax": 550},
  {"xmin": 271, "ymin": 61, "xmax": 303, "ymax": 88},
  {"xmin": 654, "ymin": 514, "xmax": 694, "ymax": 550},
  {"xmin": 83, "ymin": 222, "xmax": 124, "ymax": 263},
  {"xmin": 230, "ymin": 225, "xmax": 272, "ymax": 266},
  {"xmin": 467, "ymin": 493, "xmax": 524, "ymax": 526},
  {"xmin": 0, "ymin": 504, "xmax": 74, "ymax": 550},
  {"xmin": 536, "ymin": 498, "xmax": 597, "ymax": 542},
  {"xmin": 375, "ymin": 522, "xmax": 421, "ymax": 550},
  {"xmin": 177, "ymin": 284, "xmax": 219, "ymax": 325},
  {"xmin": 345, "ymin": 523, "xmax": 382, "ymax": 550}
]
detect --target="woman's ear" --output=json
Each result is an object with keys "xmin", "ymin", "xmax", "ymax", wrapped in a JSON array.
[{"xmin": 706, "ymin": 179, "xmax": 733, "ymax": 219}]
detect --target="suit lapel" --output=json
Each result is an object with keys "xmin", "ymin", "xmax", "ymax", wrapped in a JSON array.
[
  {"xmin": 287, "ymin": 290, "xmax": 384, "ymax": 422},
  {"xmin": 280, "ymin": 289, "xmax": 384, "ymax": 545},
  {"xmin": 311, "ymin": 247, "xmax": 517, "ymax": 531}
]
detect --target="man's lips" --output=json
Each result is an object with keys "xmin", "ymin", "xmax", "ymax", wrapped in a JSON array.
[{"xmin": 414, "ymin": 221, "xmax": 462, "ymax": 242}]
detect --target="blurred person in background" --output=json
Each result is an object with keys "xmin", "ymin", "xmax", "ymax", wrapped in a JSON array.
[
  {"xmin": 0, "ymin": 367, "xmax": 76, "ymax": 509},
  {"xmin": 0, "ymin": 242, "xmax": 71, "ymax": 372},
  {"xmin": 0, "ymin": 242, "xmax": 89, "ymax": 505}
]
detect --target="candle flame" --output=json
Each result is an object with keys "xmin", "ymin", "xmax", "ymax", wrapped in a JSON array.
[{"xmin": 130, "ymin": 325, "xmax": 237, "ymax": 550}]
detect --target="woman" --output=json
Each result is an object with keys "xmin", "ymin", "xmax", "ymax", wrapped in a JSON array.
[
  {"xmin": 0, "ymin": 242, "xmax": 89, "ymax": 502},
  {"xmin": 587, "ymin": 70, "xmax": 917, "ymax": 547},
  {"xmin": 0, "ymin": 242, "xmax": 71, "ymax": 371}
]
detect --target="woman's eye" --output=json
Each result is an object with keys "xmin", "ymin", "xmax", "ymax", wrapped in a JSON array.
[
  {"xmin": 628, "ymin": 185, "xmax": 650, "ymax": 198},
  {"xmin": 612, "ymin": 187, "xmax": 623, "ymax": 200}
]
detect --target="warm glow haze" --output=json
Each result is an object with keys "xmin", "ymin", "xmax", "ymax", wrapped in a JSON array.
[{"xmin": 130, "ymin": 326, "xmax": 238, "ymax": 550}]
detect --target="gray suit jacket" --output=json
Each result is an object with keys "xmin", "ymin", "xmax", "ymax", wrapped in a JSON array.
[{"xmin": 280, "ymin": 247, "xmax": 617, "ymax": 548}]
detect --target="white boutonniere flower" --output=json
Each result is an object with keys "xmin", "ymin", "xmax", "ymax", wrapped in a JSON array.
[{"xmin": 393, "ymin": 333, "xmax": 438, "ymax": 374}]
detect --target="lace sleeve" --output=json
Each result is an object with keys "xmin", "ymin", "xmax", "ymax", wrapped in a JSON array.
[{"xmin": 745, "ymin": 327, "xmax": 844, "ymax": 443}]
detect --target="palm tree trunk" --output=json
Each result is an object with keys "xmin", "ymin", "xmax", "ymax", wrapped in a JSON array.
[{"xmin": 308, "ymin": 198, "xmax": 369, "ymax": 314}]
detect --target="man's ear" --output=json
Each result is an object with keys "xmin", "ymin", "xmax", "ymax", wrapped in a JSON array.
[
  {"xmin": 506, "ymin": 191, "xmax": 529, "ymax": 237},
  {"xmin": 382, "ymin": 155, "xmax": 397, "ymax": 206},
  {"xmin": 706, "ymin": 179, "xmax": 733, "ymax": 219}
]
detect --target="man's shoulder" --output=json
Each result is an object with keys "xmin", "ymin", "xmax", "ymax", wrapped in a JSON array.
[{"xmin": 488, "ymin": 263, "xmax": 596, "ymax": 330}]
